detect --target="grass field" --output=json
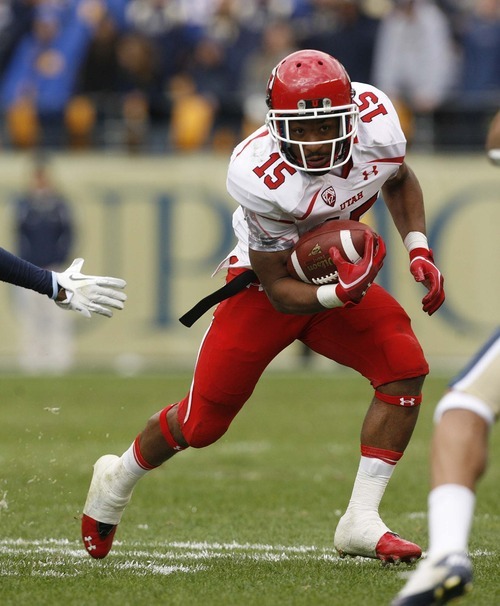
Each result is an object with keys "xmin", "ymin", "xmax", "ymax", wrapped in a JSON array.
[{"xmin": 0, "ymin": 372, "xmax": 498, "ymax": 606}]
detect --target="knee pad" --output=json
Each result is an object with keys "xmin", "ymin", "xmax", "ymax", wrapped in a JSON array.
[{"xmin": 178, "ymin": 396, "xmax": 243, "ymax": 449}]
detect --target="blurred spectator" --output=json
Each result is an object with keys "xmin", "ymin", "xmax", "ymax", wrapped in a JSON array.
[
  {"xmin": 125, "ymin": 0, "xmax": 199, "ymax": 90},
  {"xmin": 0, "ymin": 0, "xmax": 495, "ymax": 153},
  {"xmin": 113, "ymin": 31, "xmax": 165, "ymax": 151},
  {"xmin": 241, "ymin": 20, "xmax": 298, "ymax": 136},
  {"xmin": 435, "ymin": 0, "xmax": 470, "ymax": 43},
  {"xmin": 75, "ymin": 13, "xmax": 120, "ymax": 147},
  {"xmin": 0, "ymin": 0, "xmax": 35, "ymax": 78},
  {"xmin": 14, "ymin": 155, "xmax": 75, "ymax": 374},
  {"xmin": 77, "ymin": 3, "xmax": 169, "ymax": 151},
  {"xmin": 301, "ymin": 0, "xmax": 380, "ymax": 85},
  {"xmin": 170, "ymin": 0, "xmax": 261, "ymax": 152},
  {"xmin": 0, "ymin": 0, "xmax": 106, "ymax": 148},
  {"xmin": 124, "ymin": 0, "xmax": 203, "ymax": 151},
  {"xmin": 371, "ymin": 0, "xmax": 458, "ymax": 145},
  {"xmin": 169, "ymin": 35, "xmax": 234, "ymax": 151},
  {"xmin": 459, "ymin": 0, "xmax": 500, "ymax": 101},
  {"xmin": 236, "ymin": 0, "xmax": 312, "ymax": 30}
]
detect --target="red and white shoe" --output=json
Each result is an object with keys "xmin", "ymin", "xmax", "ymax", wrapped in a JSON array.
[
  {"xmin": 334, "ymin": 511, "xmax": 421, "ymax": 564},
  {"xmin": 81, "ymin": 455, "xmax": 132, "ymax": 559},
  {"xmin": 374, "ymin": 531, "xmax": 422, "ymax": 564},
  {"xmin": 81, "ymin": 515, "xmax": 118, "ymax": 559}
]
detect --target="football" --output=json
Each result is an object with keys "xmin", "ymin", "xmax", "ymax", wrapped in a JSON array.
[{"xmin": 286, "ymin": 220, "xmax": 374, "ymax": 284}]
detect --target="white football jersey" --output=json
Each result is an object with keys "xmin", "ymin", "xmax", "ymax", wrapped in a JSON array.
[{"xmin": 218, "ymin": 82, "xmax": 406, "ymax": 273}]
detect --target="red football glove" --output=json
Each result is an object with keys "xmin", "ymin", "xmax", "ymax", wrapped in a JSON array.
[
  {"xmin": 329, "ymin": 231, "xmax": 386, "ymax": 305},
  {"xmin": 409, "ymin": 247, "xmax": 445, "ymax": 315}
]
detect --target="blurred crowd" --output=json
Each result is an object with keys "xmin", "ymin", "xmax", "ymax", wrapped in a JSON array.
[{"xmin": 0, "ymin": 0, "xmax": 498, "ymax": 153}]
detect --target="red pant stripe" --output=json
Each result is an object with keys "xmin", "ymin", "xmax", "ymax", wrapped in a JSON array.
[
  {"xmin": 133, "ymin": 435, "xmax": 157, "ymax": 470},
  {"xmin": 361, "ymin": 445, "xmax": 403, "ymax": 465}
]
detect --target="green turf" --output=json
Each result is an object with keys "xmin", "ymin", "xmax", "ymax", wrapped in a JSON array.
[{"xmin": 0, "ymin": 372, "xmax": 498, "ymax": 605}]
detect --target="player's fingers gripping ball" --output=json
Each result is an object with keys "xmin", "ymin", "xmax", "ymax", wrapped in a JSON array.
[
  {"xmin": 330, "ymin": 230, "xmax": 386, "ymax": 303},
  {"xmin": 286, "ymin": 220, "xmax": 373, "ymax": 284},
  {"xmin": 286, "ymin": 220, "xmax": 385, "ymax": 306}
]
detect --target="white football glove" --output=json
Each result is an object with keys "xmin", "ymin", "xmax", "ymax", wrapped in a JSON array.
[{"xmin": 54, "ymin": 258, "xmax": 127, "ymax": 318}]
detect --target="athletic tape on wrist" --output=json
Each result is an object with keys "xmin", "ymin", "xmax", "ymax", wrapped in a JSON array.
[
  {"xmin": 403, "ymin": 231, "xmax": 428, "ymax": 253},
  {"xmin": 316, "ymin": 284, "xmax": 343, "ymax": 308},
  {"xmin": 375, "ymin": 390, "xmax": 422, "ymax": 407}
]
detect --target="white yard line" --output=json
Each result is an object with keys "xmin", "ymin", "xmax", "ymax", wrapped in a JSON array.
[
  {"xmin": 0, "ymin": 538, "xmax": 342, "ymax": 577},
  {"xmin": 0, "ymin": 539, "xmax": 494, "ymax": 578}
]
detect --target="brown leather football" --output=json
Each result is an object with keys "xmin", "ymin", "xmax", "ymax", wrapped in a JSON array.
[{"xmin": 286, "ymin": 220, "xmax": 374, "ymax": 284}]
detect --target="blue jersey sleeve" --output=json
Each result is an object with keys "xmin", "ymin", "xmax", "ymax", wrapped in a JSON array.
[{"xmin": 0, "ymin": 247, "xmax": 55, "ymax": 297}]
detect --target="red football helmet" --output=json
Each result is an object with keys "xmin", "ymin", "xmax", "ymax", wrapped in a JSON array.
[{"xmin": 265, "ymin": 50, "xmax": 359, "ymax": 172}]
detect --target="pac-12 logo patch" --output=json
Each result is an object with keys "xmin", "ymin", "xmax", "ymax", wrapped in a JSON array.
[{"xmin": 321, "ymin": 186, "xmax": 336, "ymax": 207}]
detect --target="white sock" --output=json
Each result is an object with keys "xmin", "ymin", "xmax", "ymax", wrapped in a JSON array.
[
  {"xmin": 109, "ymin": 443, "xmax": 151, "ymax": 499},
  {"xmin": 428, "ymin": 484, "xmax": 475, "ymax": 558},
  {"xmin": 346, "ymin": 456, "xmax": 395, "ymax": 512},
  {"xmin": 121, "ymin": 442, "xmax": 151, "ymax": 477}
]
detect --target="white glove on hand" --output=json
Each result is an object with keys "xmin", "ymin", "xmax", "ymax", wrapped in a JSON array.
[{"xmin": 55, "ymin": 258, "xmax": 127, "ymax": 318}]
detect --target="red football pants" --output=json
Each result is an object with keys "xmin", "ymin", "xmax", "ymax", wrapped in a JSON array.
[{"xmin": 176, "ymin": 272, "xmax": 428, "ymax": 448}]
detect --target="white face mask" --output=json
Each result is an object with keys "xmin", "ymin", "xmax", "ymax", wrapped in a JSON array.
[{"xmin": 266, "ymin": 102, "xmax": 359, "ymax": 173}]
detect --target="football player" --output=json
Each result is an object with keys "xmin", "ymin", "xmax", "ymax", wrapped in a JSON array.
[
  {"xmin": 487, "ymin": 108, "xmax": 500, "ymax": 166},
  {"xmin": 0, "ymin": 248, "xmax": 127, "ymax": 317},
  {"xmin": 391, "ymin": 109, "xmax": 500, "ymax": 605},
  {"xmin": 81, "ymin": 50, "xmax": 444, "ymax": 562}
]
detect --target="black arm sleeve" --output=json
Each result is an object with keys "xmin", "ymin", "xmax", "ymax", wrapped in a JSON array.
[{"xmin": 0, "ymin": 247, "xmax": 54, "ymax": 297}]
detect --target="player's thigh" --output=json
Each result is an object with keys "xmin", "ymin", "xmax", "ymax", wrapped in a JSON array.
[
  {"xmin": 301, "ymin": 284, "xmax": 428, "ymax": 387},
  {"xmin": 184, "ymin": 285, "xmax": 308, "ymax": 412}
]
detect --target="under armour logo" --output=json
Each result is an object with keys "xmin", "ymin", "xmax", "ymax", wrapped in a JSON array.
[
  {"xmin": 362, "ymin": 166, "xmax": 378, "ymax": 180},
  {"xmin": 84, "ymin": 535, "xmax": 97, "ymax": 551},
  {"xmin": 400, "ymin": 397, "xmax": 416, "ymax": 407}
]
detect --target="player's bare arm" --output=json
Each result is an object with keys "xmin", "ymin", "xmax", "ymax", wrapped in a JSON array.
[
  {"xmin": 381, "ymin": 161, "xmax": 426, "ymax": 240},
  {"xmin": 383, "ymin": 161, "xmax": 445, "ymax": 315},
  {"xmin": 249, "ymin": 247, "xmax": 324, "ymax": 314}
]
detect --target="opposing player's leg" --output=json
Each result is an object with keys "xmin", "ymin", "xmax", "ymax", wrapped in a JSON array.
[
  {"xmin": 82, "ymin": 276, "xmax": 308, "ymax": 558},
  {"xmin": 391, "ymin": 552, "xmax": 473, "ymax": 606},
  {"xmin": 392, "ymin": 329, "xmax": 500, "ymax": 603},
  {"xmin": 304, "ymin": 285, "xmax": 428, "ymax": 563}
]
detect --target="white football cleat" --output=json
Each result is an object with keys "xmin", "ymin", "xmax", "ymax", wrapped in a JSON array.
[
  {"xmin": 391, "ymin": 551, "xmax": 473, "ymax": 605},
  {"xmin": 81, "ymin": 455, "xmax": 133, "ymax": 558},
  {"xmin": 334, "ymin": 510, "xmax": 421, "ymax": 564}
]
